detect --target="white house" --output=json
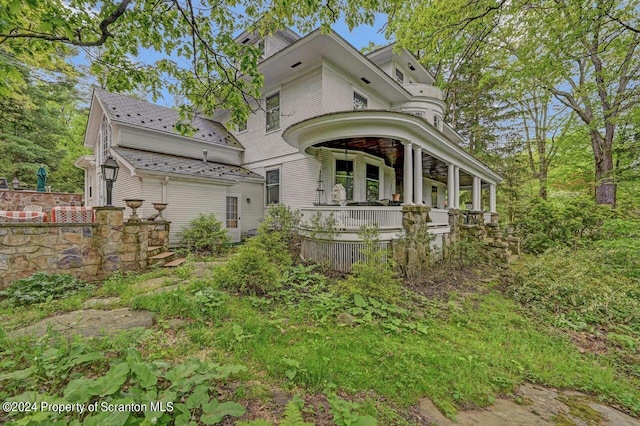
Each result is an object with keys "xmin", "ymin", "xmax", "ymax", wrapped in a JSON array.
[{"xmin": 77, "ymin": 26, "xmax": 502, "ymax": 262}]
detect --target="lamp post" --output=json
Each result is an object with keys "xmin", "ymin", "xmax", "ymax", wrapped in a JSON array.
[{"xmin": 100, "ymin": 156, "xmax": 119, "ymax": 206}]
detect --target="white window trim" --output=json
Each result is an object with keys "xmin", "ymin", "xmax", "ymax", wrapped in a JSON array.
[
  {"xmin": 328, "ymin": 150, "xmax": 387, "ymax": 201},
  {"xmin": 433, "ymin": 114, "xmax": 443, "ymax": 131},
  {"xmin": 395, "ymin": 66, "xmax": 404, "ymax": 83},
  {"xmin": 265, "ymin": 91, "xmax": 281, "ymax": 133},
  {"xmin": 265, "ymin": 166, "xmax": 281, "ymax": 206}
]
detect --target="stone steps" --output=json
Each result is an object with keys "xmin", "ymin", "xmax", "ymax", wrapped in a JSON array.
[
  {"xmin": 148, "ymin": 250, "xmax": 176, "ymax": 267},
  {"xmin": 147, "ymin": 245, "xmax": 163, "ymax": 257},
  {"xmin": 163, "ymin": 258, "xmax": 187, "ymax": 268}
]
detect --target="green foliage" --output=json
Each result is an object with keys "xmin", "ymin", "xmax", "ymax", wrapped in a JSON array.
[
  {"xmin": 1, "ymin": 341, "xmax": 247, "ymax": 425},
  {"xmin": 178, "ymin": 213, "xmax": 230, "ymax": 255},
  {"xmin": 307, "ymin": 210, "xmax": 341, "ymax": 240},
  {"xmin": 0, "ymin": 272, "xmax": 93, "ymax": 306},
  {"xmin": 444, "ymin": 238, "xmax": 485, "ymax": 269},
  {"xmin": 335, "ymin": 227, "xmax": 402, "ymax": 303},
  {"xmin": 260, "ymin": 204, "xmax": 302, "ymax": 238},
  {"xmin": 508, "ymin": 247, "xmax": 640, "ymax": 333},
  {"xmin": 213, "ymin": 240, "xmax": 283, "ymax": 296},
  {"xmin": 515, "ymin": 197, "xmax": 614, "ymax": 253},
  {"xmin": 328, "ymin": 394, "xmax": 377, "ymax": 426}
]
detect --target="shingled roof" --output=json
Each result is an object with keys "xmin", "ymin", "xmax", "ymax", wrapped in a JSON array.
[
  {"xmin": 94, "ymin": 88, "xmax": 243, "ymax": 149},
  {"xmin": 113, "ymin": 147, "xmax": 263, "ymax": 182}
]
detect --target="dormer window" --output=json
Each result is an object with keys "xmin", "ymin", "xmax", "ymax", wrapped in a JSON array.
[
  {"xmin": 395, "ymin": 68, "xmax": 404, "ymax": 83},
  {"xmin": 353, "ymin": 92, "xmax": 368, "ymax": 111}
]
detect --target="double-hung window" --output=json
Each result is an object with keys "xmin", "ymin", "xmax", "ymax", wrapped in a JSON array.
[
  {"xmin": 434, "ymin": 115, "xmax": 441, "ymax": 130},
  {"xmin": 266, "ymin": 92, "xmax": 280, "ymax": 131},
  {"xmin": 335, "ymin": 159, "xmax": 354, "ymax": 200},
  {"xmin": 395, "ymin": 68, "xmax": 404, "ymax": 83},
  {"xmin": 366, "ymin": 164, "xmax": 380, "ymax": 201},
  {"xmin": 353, "ymin": 92, "xmax": 367, "ymax": 111},
  {"xmin": 266, "ymin": 169, "xmax": 280, "ymax": 204}
]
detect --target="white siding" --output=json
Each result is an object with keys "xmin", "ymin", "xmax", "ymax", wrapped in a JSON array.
[
  {"xmin": 118, "ymin": 127, "xmax": 242, "ymax": 165},
  {"xmin": 227, "ymin": 181, "xmax": 264, "ymax": 235},
  {"xmin": 165, "ymin": 179, "xmax": 228, "ymax": 245},
  {"xmin": 112, "ymin": 161, "xmax": 144, "ymax": 218},
  {"xmin": 280, "ymin": 156, "xmax": 321, "ymax": 209},
  {"xmin": 266, "ymin": 34, "xmax": 291, "ymax": 57},
  {"xmin": 233, "ymin": 67, "xmax": 323, "ymax": 164},
  {"xmin": 141, "ymin": 176, "xmax": 164, "ymax": 206},
  {"xmin": 321, "ymin": 64, "xmax": 390, "ymax": 114}
]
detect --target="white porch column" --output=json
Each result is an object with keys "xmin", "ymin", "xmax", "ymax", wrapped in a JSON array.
[
  {"xmin": 447, "ymin": 164, "xmax": 455, "ymax": 209},
  {"xmin": 472, "ymin": 176, "xmax": 481, "ymax": 211},
  {"xmin": 413, "ymin": 146, "xmax": 423, "ymax": 205},
  {"xmin": 403, "ymin": 141, "xmax": 413, "ymax": 205},
  {"xmin": 489, "ymin": 183, "xmax": 497, "ymax": 213},
  {"xmin": 453, "ymin": 166, "xmax": 460, "ymax": 208}
]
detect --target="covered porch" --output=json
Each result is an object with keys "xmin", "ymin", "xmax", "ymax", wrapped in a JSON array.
[{"xmin": 283, "ymin": 110, "xmax": 501, "ymax": 234}]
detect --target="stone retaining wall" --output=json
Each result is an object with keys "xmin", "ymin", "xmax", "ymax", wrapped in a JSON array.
[
  {"xmin": 0, "ymin": 207, "xmax": 170, "ymax": 289},
  {"xmin": 0, "ymin": 190, "xmax": 83, "ymax": 213}
]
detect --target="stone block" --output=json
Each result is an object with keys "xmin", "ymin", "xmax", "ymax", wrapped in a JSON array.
[
  {"xmin": 123, "ymin": 225, "xmax": 140, "ymax": 234},
  {"xmin": 63, "ymin": 232, "xmax": 83, "ymax": 244},
  {"xmin": 56, "ymin": 255, "xmax": 83, "ymax": 269},
  {"xmin": 61, "ymin": 227, "xmax": 81, "ymax": 234},
  {"xmin": 82, "ymin": 247, "xmax": 101, "ymax": 265},
  {"xmin": 2, "ymin": 234, "xmax": 31, "ymax": 246},
  {"xmin": 16, "ymin": 245, "xmax": 39, "ymax": 254},
  {"xmin": 103, "ymin": 255, "xmax": 121, "ymax": 271},
  {"xmin": 0, "ymin": 254, "xmax": 8, "ymax": 270},
  {"xmin": 120, "ymin": 252, "xmax": 137, "ymax": 262},
  {"xmin": 13, "ymin": 255, "xmax": 30, "ymax": 271},
  {"xmin": 84, "ymin": 264, "xmax": 99, "ymax": 276},
  {"xmin": 31, "ymin": 255, "xmax": 52, "ymax": 270},
  {"xmin": 108, "ymin": 231, "xmax": 122, "ymax": 243},
  {"xmin": 0, "ymin": 228, "xmax": 7, "ymax": 236},
  {"xmin": 82, "ymin": 227, "xmax": 94, "ymax": 238}
]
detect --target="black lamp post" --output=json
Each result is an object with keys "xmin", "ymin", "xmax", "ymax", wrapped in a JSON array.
[{"xmin": 100, "ymin": 156, "xmax": 120, "ymax": 206}]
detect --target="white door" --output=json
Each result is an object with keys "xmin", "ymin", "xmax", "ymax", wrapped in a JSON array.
[{"xmin": 226, "ymin": 193, "xmax": 241, "ymax": 242}]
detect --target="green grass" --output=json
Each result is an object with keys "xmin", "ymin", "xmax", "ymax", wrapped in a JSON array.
[{"xmin": 1, "ymin": 253, "xmax": 639, "ymax": 424}]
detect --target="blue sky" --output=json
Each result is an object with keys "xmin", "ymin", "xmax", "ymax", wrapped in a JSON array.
[{"xmin": 75, "ymin": 13, "xmax": 392, "ymax": 107}]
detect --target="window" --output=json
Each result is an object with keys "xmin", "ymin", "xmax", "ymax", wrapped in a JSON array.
[
  {"xmin": 335, "ymin": 159, "xmax": 354, "ymax": 200},
  {"xmin": 353, "ymin": 92, "xmax": 367, "ymax": 111},
  {"xmin": 366, "ymin": 164, "xmax": 379, "ymax": 201},
  {"xmin": 266, "ymin": 92, "xmax": 280, "ymax": 131},
  {"xmin": 257, "ymin": 39, "xmax": 265, "ymax": 58},
  {"xmin": 100, "ymin": 115, "xmax": 111, "ymax": 163},
  {"xmin": 408, "ymin": 111, "xmax": 424, "ymax": 117},
  {"xmin": 238, "ymin": 118, "xmax": 247, "ymax": 132},
  {"xmin": 395, "ymin": 68, "xmax": 404, "ymax": 83},
  {"xmin": 266, "ymin": 169, "xmax": 280, "ymax": 204},
  {"xmin": 434, "ymin": 115, "xmax": 441, "ymax": 130},
  {"xmin": 226, "ymin": 196, "xmax": 238, "ymax": 228}
]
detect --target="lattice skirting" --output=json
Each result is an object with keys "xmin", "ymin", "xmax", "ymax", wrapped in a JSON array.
[{"xmin": 300, "ymin": 238, "xmax": 389, "ymax": 272}]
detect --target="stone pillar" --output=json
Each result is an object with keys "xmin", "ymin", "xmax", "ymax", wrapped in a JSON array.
[
  {"xmin": 392, "ymin": 205, "xmax": 432, "ymax": 278},
  {"xmin": 403, "ymin": 141, "xmax": 413, "ymax": 205},
  {"xmin": 413, "ymin": 145, "xmax": 423, "ymax": 205},
  {"xmin": 453, "ymin": 166, "xmax": 460, "ymax": 208},
  {"xmin": 93, "ymin": 206, "xmax": 124, "ymax": 279},
  {"xmin": 489, "ymin": 184, "xmax": 497, "ymax": 213},
  {"xmin": 447, "ymin": 164, "xmax": 455, "ymax": 209},
  {"xmin": 472, "ymin": 176, "xmax": 481, "ymax": 211}
]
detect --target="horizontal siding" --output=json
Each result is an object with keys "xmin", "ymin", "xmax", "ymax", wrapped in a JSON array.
[
  {"xmin": 165, "ymin": 179, "xmax": 227, "ymax": 245},
  {"xmin": 141, "ymin": 176, "xmax": 164, "ymax": 207},
  {"xmin": 322, "ymin": 64, "xmax": 391, "ymax": 114},
  {"xmin": 232, "ymin": 67, "xmax": 323, "ymax": 164},
  {"xmin": 281, "ymin": 156, "xmax": 321, "ymax": 209},
  {"xmin": 118, "ymin": 127, "xmax": 242, "ymax": 166},
  {"xmin": 112, "ymin": 162, "xmax": 144, "ymax": 218},
  {"xmin": 227, "ymin": 181, "xmax": 264, "ymax": 235},
  {"xmin": 267, "ymin": 34, "xmax": 290, "ymax": 57}
]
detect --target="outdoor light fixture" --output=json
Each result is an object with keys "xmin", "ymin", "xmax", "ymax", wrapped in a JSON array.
[{"xmin": 100, "ymin": 156, "xmax": 120, "ymax": 206}]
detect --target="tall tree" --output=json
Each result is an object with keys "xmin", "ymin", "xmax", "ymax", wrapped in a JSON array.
[
  {"xmin": 0, "ymin": 0, "xmax": 387, "ymax": 125},
  {"xmin": 387, "ymin": 0, "xmax": 640, "ymax": 207}
]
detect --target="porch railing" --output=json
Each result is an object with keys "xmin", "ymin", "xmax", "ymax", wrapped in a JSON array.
[
  {"xmin": 300, "ymin": 206, "xmax": 403, "ymax": 231},
  {"xmin": 429, "ymin": 208, "xmax": 449, "ymax": 226}
]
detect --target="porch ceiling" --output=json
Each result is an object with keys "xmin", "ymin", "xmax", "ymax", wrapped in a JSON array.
[{"xmin": 316, "ymin": 138, "xmax": 476, "ymax": 186}]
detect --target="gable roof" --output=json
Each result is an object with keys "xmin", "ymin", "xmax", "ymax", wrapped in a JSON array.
[
  {"xmin": 113, "ymin": 147, "xmax": 263, "ymax": 182},
  {"xmin": 94, "ymin": 88, "xmax": 242, "ymax": 149}
]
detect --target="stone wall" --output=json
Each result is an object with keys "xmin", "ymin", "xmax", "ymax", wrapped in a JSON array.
[
  {"xmin": 0, "ymin": 207, "xmax": 170, "ymax": 289},
  {"xmin": 0, "ymin": 190, "xmax": 83, "ymax": 213}
]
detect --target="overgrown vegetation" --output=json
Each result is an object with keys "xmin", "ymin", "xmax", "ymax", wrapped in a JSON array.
[
  {"xmin": 0, "ymin": 272, "xmax": 93, "ymax": 306},
  {"xmin": 177, "ymin": 213, "xmax": 230, "ymax": 255}
]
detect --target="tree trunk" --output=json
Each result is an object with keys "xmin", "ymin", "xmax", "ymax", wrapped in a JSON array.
[{"xmin": 590, "ymin": 129, "xmax": 616, "ymax": 207}]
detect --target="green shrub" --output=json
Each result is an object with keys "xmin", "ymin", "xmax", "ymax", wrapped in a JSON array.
[
  {"xmin": 0, "ymin": 272, "xmax": 93, "ymax": 305},
  {"xmin": 260, "ymin": 204, "xmax": 301, "ymax": 240},
  {"xmin": 214, "ymin": 243, "xmax": 281, "ymax": 296},
  {"xmin": 507, "ymin": 247, "xmax": 640, "ymax": 333},
  {"xmin": 177, "ymin": 213, "xmax": 229, "ymax": 255},
  {"xmin": 334, "ymin": 226, "xmax": 402, "ymax": 303}
]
